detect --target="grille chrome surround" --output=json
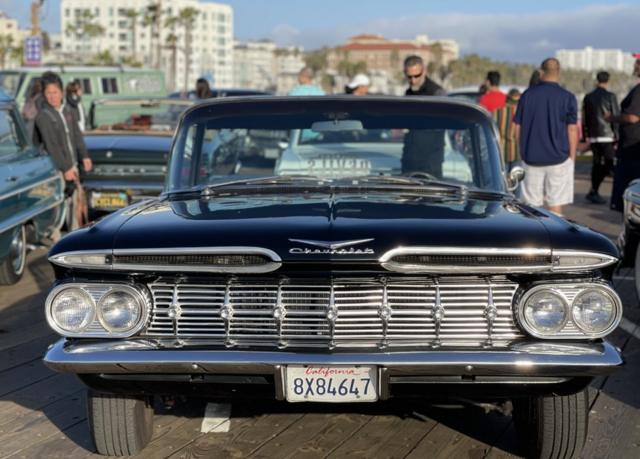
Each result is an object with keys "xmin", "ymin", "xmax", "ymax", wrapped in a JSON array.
[{"xmin": 144, "ymin": 276, "xmax": 525, "ymax": 348}]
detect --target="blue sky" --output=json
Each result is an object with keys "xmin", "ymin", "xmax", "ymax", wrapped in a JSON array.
[{"xmin": 1, "ymin": 0, "xmax": 639, "ymax": 62}]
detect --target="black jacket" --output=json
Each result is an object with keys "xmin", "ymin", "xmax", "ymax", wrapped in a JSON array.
[
  {"xmin": 403, "ymin": 77, "xmax": 446, "ymax": 175},
  {"xmin": 583, "ymin": 87, "xmax": 619, "ymax": 140},
  {"xmin": 33, "ymin": 103, "xmax": 89, "ymax": 173}
]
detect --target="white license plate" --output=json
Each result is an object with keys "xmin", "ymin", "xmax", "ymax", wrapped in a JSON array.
[
  {"xmin": 91, "ymin": 191, "xmax": 128, "ymax": 209},
  {"xmin": 285, "ymin": 365, "xmax": 378, "ymax": 403}
]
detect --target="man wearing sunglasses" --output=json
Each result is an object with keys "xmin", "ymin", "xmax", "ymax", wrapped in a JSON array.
[
  {"xmin": 404, "ymin": 55, "xmax": 447, "ymax": 97},
  {"xmin": 402, "ymin": 55, "xmax": 447, "ymax": 176}
]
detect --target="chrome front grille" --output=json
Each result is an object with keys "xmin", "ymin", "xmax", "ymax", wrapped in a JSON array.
[{"xmin": 144, "ymin": 276, "xmax": 524, "ymax": 348}]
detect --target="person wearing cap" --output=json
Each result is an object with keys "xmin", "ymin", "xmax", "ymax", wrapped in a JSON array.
[
  {"xmin": 345, "ymin": 74, "xmax": 370, "ymax": 96},
  {"xmin": 610, "ymin": 56, "xmax": 640, "ymax": 210}
]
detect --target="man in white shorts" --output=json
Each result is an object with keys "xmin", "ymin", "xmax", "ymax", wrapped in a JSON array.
[{"xmin": 514, "ymin": 58, "xmax": 578, "ymax": 215}]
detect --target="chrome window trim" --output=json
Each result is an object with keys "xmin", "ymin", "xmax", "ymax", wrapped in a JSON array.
[
  {"xmin": 49, "ymin": 247, "xmax": 282, "ymax": 273},
  {"xmin": 45, "ymin": 282, "xmax": 150, "ymax": 338},
  {"xmin": 515, "ymin": 282, "xmax": 623, "ymax": 340},
  {"xmin": 0, "ymin": 174, "xmax": 62, "ymax": 202},
  {"xmin": 379, "ymin": 247, "xmax": 618, "ymax": 273},
  {"xmin": 0, "ymin": 195, "xmax": 65, "ymax": 235}
]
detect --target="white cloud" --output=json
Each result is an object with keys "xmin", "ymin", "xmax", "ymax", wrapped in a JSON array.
[
  {"xmin": 267, "ymin": 4, "xmax": 640, "ymax": 62},
  {"xmin": 270, "ymin": 24, "xmax": 301, "ymax": 46}
]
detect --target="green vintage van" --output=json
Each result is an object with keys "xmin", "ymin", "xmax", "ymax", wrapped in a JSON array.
[{"xmin": 0, "ymin": 66, "xmax": 167, "ymax": 113}]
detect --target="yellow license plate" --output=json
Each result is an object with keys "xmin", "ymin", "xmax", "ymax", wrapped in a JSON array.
[{"xmin": 91, "ymin": 192, "xmax": 128, "ymax": 209}]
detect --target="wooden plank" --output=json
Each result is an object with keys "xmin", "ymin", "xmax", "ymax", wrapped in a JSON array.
[
  {"xmin": 0, "ymin": 357, "xmax": 57, "ymax": 398},
  {"xmin": 252, "ymin": 411, "xmax": 371, "ymax": 459},
  {"xmin": 0, "ymin": 320, "xmax": 52, "ymax": 352},
  {"xmin": 0, "ymin": 373, "xmax": 84, "ymax": 426},
  {"xmin": 0, "ymin": 390, "xmax": 85, "ymax": 457},
  {"xmin": 0, "ymin": 332, "xmax": 57, "ymax": 373},
  {"xmin": 169, "ymin": 403, "xmax": 305, "ymax": 459},
  {"xmin": 327, "ymin": 410, "xmax": 436, "ymax": 459},
  {"xmin": 5, "ymin": 420, "xmax": 94, "ymax": 459}
]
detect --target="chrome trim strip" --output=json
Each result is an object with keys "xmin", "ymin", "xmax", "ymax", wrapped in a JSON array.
[
  {"xmin": 49, "ymin": 247, "xmax": 283, "ymax": 273},
  {"xmin": 43, "ymin": 339, "xmax": 623, "ymax": 377},
  {"xmin": 379, "ymin": 247, "xmax": 618, "ymax": 273},
  {"xmin": 0, "ymin": 174, "xmax": 62, "ymax": 202},
  {"xmin": 0, "ymin": 196, "xmax": 65, "ymax": 235}
]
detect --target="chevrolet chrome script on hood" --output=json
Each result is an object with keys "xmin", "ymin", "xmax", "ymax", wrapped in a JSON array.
[{"xmin": 288, "ymin": 238, "xmax": 375, "ymax": 255}]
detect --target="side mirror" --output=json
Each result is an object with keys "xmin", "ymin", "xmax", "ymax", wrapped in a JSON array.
[{"xmin": 507, "ymin": 162, "xmax": 525, "ymax": 192}]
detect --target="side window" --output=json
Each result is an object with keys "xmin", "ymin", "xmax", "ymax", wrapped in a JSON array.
[
  {"xmin": 101, "ymin": 77, "xmax": 118, "ymax": 94},
  {"xmin": 79, "ymin": 77, "xmax": 92, "ymax": 95},
  {"xmin": 0, "ymin": 110, "xmax": 25, "ymax": 155}
]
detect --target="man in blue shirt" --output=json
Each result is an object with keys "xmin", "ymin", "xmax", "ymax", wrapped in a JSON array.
[
  {"xmin": 288, "ymin": 67, "xmax": 325, "ymax": 96},
  {"xmin": 514, "ymin": 58, "xmax": 579, "ymax": 216}
]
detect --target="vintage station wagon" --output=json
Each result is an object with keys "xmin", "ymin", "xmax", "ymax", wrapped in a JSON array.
[{"xmin": 44, "ymin": 97, "xmax": 623, "ymax": 458}]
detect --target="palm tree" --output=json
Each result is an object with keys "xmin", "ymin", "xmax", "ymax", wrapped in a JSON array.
[
  {"xmin": 141, "ymin": 2, "xmax": 162, "ymax": 68},
  {"xmin": 164, "ymin": 15, "xmax": 180, "ymax": 90},
  {"xmin": 123, "ymin": 9, "xmax": 140, "ymax": 63},
  {"xmin": 65, "ymin": 10, "xmax": 105, "ymax": 60},
  {"xmin": 177, "ymin": 7, "xmax": 199, "ymax": 91}
]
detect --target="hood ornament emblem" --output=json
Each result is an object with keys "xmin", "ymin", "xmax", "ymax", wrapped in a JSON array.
[{"xmin": 288, "ymin": 238, "xmax": 375, "ymax": 255}]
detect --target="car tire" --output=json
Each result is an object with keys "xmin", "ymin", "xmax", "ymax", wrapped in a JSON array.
[
  {"xmin": 0, "ymin": 225, "xmax": 26, "ymax": 285},
  {"xmin": 513, "ymin": 389, "xmax": 588, "ymax": 459},
  {"xmin": 87, "ymin": 390, "xmax": 155, "ymax": 456}
]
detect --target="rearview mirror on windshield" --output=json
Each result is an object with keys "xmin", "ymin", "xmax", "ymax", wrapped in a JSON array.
[{"xmin": 311, "ymin": 120, "xmax": 364, "ymax": 132}]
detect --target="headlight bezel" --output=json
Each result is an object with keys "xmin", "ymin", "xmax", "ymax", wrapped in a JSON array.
[
  {"xmin": 96, "ymin": 285, "xmax": 148, "ymax": 334},
  {"xmin": 518, "ymin": 285, "xmax": 570, "ymax": 338},
  {"xmin": 516, "ymin": 282, "xmax": 622, "ymax": 339},
  {"xmin": 46, "ymin": 283, "xmax": 150, "ymax": 338}
]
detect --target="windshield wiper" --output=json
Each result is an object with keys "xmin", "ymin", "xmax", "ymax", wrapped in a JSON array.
[
  {"xmin": 349, "ymin": 175, "xmax": 469, "ymax": 194},
  {"xmin": 166, "ymin": 175, "xmax": 330, "ymax": 197}
]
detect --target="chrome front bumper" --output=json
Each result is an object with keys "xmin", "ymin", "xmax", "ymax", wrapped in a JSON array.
[{"xmin": 44, "ymin": 339, "xmax": 623, "ymax": 378}]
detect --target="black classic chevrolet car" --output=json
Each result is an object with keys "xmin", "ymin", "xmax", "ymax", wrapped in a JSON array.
[
  {"xmin": 81, "ymin": 98, "xmax": 192, "ymax": 217},
  {"xmin": 44, "ymin": 97, "xmax": 623, "ymax": 458}
]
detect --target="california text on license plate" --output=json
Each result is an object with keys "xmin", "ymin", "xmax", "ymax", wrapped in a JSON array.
[
  {"xmin": 91, "ymin": 191, "xmax": 128, "ymax": 209},
  {"xmin": 285, "ymin": 365, "xmax": 378, "ymax": 402}
]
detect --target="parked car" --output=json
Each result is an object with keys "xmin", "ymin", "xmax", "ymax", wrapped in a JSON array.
[
  {"xmin": 618, "ymin": 179, "xmax": 640, "ymax": 297},
  {"xmin": 168, "ymin": 88, "xmax": 272, "ymax": 99},
  {"xmin": 44, "ymin": 96, "xmax": 623, "ymax": 458},
  {"xmin": 81, "ymin": 97, "xmax": 192, "ymax": 217},
  {"xmin": 0, "ymin": 90, "xmax": 64, "ymax": 284}
]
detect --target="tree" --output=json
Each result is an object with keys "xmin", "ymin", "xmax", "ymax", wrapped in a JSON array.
[
  {"xmin": 304, "ymin": 48, "xmax": 328, "ymax": 73},
  {"xmin": 177, "ymin": 7, "xmax": 199, "ymax": 91},
  {"xmin": 90, "ymin": 50, "xmax": 115, "ymax": 66},
  {"xmin": 65, "ymin": 9, "xmax": 105, "ymax": 60},
  {"xmin": 337, "ymin": 60, "xmax": 367, "ymax": 78},
  {"xmin": 123, "ymin": 9, "xmax": 140, "ymax": 63},
  {"xmin": 142, "ymin": 2, "xmax": 162, "ymax": 68},
  {"xmin": 164, "ymin": 15, "xmax": 180, "ymax": 90}
]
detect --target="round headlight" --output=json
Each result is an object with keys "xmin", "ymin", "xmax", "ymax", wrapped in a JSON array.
[
  {"xmin": 97, "ymin": 288, "xmax": 144, "ymax": 333},
  {"xmin": 50, "ymin": 288, "xmax": 95, "ymax": 333},
  {"xmin": 522, "ymin": 289, "xmax": 568, "ymax": 335},
  {"xmin": 572, "ymin": 288, "xmax": 619, "ymax": 335}
]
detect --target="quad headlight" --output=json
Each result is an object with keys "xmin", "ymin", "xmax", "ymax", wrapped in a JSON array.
[
  {"xmin": 518, "ymin": 284, "xmax": 622, "ymax": 339},
  {"xmin": 46, "ymin": 284, "xmax": 149, "ymax": 337}
]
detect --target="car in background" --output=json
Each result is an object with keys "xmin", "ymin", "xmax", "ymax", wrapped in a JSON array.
[
  {"xmin": 45, "ymin": 96, "xmax": 623, "ymax": 457},
  {"xmin": 81, "ymin": 97, "xmax": 192, "ymax": 217},
  {"xmin": 0, "ymin": 90, "xmax": 64, "ymax": 284},
  {"xmin": 0, "ymin": 66, "xmax": 167, "ymax": 113},
  {"xmin": 618, "ymin": 179, "xmax": 640, "ymax": 298}
]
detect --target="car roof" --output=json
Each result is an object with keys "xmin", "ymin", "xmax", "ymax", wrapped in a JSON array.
[{"xmin": 183, "ymin": 95, "xmax": 492, "ymax": 123}]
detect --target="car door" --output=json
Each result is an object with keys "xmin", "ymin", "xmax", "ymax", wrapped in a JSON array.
[{"xmin": 0, "ymin": 104, "xmax": 64, "ymax": 240}]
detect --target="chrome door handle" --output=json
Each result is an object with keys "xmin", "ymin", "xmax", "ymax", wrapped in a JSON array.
[{"xmin": 5, "ymin": 176, "xmax": 18, "ymax": 182}]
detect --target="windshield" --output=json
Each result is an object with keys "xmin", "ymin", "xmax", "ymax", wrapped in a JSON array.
[
  {"xmin": 0, "ymin": 72, "xmax": 24, "ymax": 98},
  {"xmin": 89, "ymin": 99, "xmax": 192, "ymax": 132},
  {"xmin": 168, "ymin": 103, "xmax": 504, "ymax": 193}
]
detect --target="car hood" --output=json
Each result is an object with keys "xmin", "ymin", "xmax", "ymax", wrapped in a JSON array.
[{"xmin": 50, "ymin": 190, "xmax": 617, "ymax": 264}]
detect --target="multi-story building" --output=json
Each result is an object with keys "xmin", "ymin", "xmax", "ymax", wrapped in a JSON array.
[
  {"xmin": 556, "ymin": 47, "xmax": 636, "ymax": 73},
  {"xmin": 0, "ymin": 11, "xmax": 31, "ymax": 69},
  {"xmin": 233, "ymin": 40, "xmax": 305, "ymax": 94},
  {"xmin": 326, "ymin": 34, "xmax": 460, "ymax": 79},
  {"xmin": 60, "ymin": 0, "xmax": 233, "ymax": 89}
]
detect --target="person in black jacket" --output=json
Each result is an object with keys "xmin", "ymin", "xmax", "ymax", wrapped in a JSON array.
[
  {"xmin": 402, "ymin": 55, "xmax": 446, "ymax": 176},
  {"xmin": 33, "ymin": 71, "xmax": 92, "ymax": 230},
  {"xmin": 583, "ymin": 71, "xmax": 619, "ymax": 204}
]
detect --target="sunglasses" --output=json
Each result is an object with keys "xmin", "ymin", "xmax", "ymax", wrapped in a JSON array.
[{"xmin": 405, "ymin": 72, "xmax": 424, "ymax": 81}]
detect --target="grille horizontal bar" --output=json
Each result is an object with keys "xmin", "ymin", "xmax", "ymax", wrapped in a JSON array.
[{"xmin": 145, "ymin": 276, "xmax": 524, "ymax": 348}]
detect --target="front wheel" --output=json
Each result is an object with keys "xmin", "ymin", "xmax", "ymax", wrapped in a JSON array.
[
  {"xmin": 513, "ymin": 389, "xmax": 588, "ymax": 459},
  {"xmin": 87, "ymin": 390, "xmax": 155, "ymax": 456},
  {"xmin": 0, "ymin": 225, "xmax": 26, "ymax": 285}
]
